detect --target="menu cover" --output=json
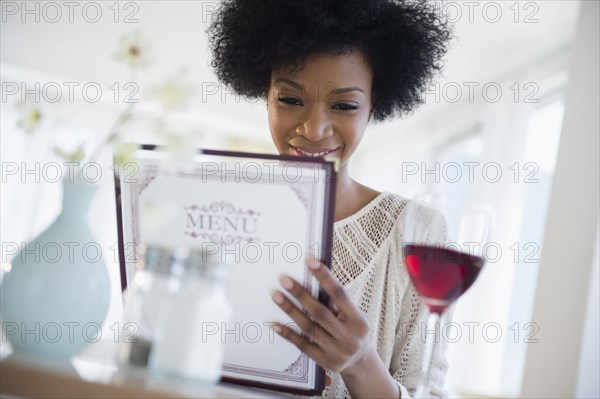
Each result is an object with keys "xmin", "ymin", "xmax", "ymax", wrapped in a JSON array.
[{"xmin": 114, "ymin": 146, "xmax": 337, "ymax": 395}]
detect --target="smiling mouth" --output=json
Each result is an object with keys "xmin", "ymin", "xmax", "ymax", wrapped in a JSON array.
[{"xmin": 290, "ymin": 145, "xmax": 339, "ymax": 158}]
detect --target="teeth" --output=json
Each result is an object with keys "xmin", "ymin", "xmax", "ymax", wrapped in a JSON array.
[{"xmin": 294, "ymin": 147, "xmax": 335, "ymax": 157}]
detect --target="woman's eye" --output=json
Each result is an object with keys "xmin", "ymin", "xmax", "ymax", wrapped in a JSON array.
[
  {"xmin": 277, "ymin": 97, "xmax": 303, "ymax": 106},
  {"xmin": 333, "ymin": 103, "xmax": 359, "ymax": 111}
]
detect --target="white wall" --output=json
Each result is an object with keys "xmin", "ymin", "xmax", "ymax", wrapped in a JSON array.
[
  {"xmin": 576, "ymin": 221, "xmax": 600, "ymax": 398},
  {"xmin": 521, "ymin": 1, "xmax": 600, "ymax": 397}
]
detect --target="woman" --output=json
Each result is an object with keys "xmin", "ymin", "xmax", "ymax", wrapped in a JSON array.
[{"xmin": 208, "ymin": 1, "xmax": 453, "ymax": 397}]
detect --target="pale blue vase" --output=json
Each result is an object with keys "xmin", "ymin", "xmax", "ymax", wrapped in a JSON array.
[{"xmin": 1, "ymin": 177, "xmax": 110, "ymax": 358}]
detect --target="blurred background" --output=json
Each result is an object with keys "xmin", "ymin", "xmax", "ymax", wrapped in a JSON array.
[{"xmin": 1, "ymin": 1, "xmax": 598, "ymax": 398}]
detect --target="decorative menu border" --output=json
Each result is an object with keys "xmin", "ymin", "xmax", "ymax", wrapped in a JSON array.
[{"xmin": 113, "ymin": 146, "xmax": 337, "ymax": 396}]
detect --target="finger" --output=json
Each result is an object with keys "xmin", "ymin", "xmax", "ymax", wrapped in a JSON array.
[
  {"xmin": 306, "ymin": 258, "xmax": 358, "ymax": 319},
  {"xmin": 329, "ymin": 301, "xmax": 340, "ymax": 317},
  {"xmin": 271, "ymin": 290, "xmax": 333, "ymax": 345},
  {"xmin": 271, "ymin": 322, "xmax": 327, "ymax": 364},
  {"xmin": 278, "ymin": 275, "xmax": 340, "ymax": 331}
]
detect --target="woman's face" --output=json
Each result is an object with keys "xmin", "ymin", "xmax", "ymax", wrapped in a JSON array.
[{"xmin": 267, "ymin": 51, "xmax": 373, "ymax": 171}]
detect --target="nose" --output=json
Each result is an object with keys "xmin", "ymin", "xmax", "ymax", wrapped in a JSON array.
[{"xmin": 297, "ymin": 105, "xmax": 333, "ymax": 142}]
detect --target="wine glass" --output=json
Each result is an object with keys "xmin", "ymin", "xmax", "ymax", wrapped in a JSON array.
[{"xmin": 402, "ymin": 192, "xmax": 492, "ymax": 398}]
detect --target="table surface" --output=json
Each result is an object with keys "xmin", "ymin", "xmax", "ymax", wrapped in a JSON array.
[{"xmin": 0, "ymin": 341, "xmax": 299, "ymax": 399}]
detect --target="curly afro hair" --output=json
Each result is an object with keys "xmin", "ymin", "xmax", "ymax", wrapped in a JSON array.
[{"xmin": 207, "ymin": 0, "xmax": 452, "ymax": 122}]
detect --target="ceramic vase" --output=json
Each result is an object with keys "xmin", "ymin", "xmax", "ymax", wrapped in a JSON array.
[{"xmin": 1, "ymin": 177, "xmax": 110, "ymax": 358}]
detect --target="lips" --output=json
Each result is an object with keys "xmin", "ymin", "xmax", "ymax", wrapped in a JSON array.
[{"xmin": 290, "ymin": 145, "xmax": 339, "ymax": 158}]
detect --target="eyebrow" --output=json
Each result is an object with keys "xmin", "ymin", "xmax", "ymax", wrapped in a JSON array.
[{"xmin": 273, "ymin": 77, "xmax": 365, "ymax": 95}]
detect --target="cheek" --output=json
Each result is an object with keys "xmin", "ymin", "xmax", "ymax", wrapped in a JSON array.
[
  {"xmin": 341, "ymin": 115, "xmax": 368, "ymax": 145},
  {"xmin": 267, "ymin": 107, "xmax": 280, "ymax": 131},
  {"xmin": 336, "ymin": 116, "xmax": 368, "ymax": 161},
  {"xmin": 269, "ymin": 106, "xmax": 302, "ymax": 130},
  {"xmin": 267, "ymin": 110, "xmax": 290, "ymax": 151}
]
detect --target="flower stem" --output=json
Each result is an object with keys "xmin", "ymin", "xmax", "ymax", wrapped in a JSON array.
[{"xmin": 88, "ymin": 103, "xmax": 136, "ymax": 163}]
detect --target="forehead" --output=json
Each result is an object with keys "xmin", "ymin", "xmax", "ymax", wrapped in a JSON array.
[{"xmin": 271, "ymin": 51, "xmax": 373, "ymax": 91}]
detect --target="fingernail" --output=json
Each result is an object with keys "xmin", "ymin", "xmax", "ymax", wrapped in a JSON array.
[
  {"xmin": 308, "ymin": 259, "xmax": 320, "ymax": 270},
  {"xmin": 279, "ymin": 275, "xmax": 294, "ymax": 290},
  {"xmin": 272, "ymin": 324, "xmax": 282, "ymax": 334},
  {"xmin": 271, "ymin": 291, "xmax": 285, "ymax": 304}
]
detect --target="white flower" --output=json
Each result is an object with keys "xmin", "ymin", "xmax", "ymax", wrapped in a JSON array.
[
  {"xmin": 152, "ymin": 118, "xmax": 203, "ymax": 173},
  {"xmin": 53, "ymin": 144, "xmax": 85, "ymax": 162},
  {"xmin": 113, "ymin": 30, "xmax": 153, "ymax": 69},
  {"xmin": 148, "ymin": 69, "xmax": 196, "ymax": 112},
  {"xmin": 163, "ymin": 128, "xmax": 198, "ymax": 170},
  {"xmin": 15, "ymin": 101, "xmax": 43, "ymax": 134},
  {"xmin": 112, "ymin": 141, "xmax": 139, "ymax": 165}
]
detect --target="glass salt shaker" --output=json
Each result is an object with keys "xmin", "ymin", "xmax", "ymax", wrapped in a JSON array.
[
  {"xmin": 149, "ymin": 247, "xmax": 232, "ymax": 382},
  {"xmin": 118, "ymin": 244, "xmax": 186, "ymax": 368}
]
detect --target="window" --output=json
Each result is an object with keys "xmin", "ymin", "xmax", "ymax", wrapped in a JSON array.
[{"xmin": 444, "ymin": 95, "xmax": 565, "ymax": 398}]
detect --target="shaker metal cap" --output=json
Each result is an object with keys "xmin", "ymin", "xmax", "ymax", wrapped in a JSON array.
[
  {"xmin": 139, "ymin": 244, "xmax": 228, "ymax": 280},
  {"xmin": 138, "ymin": 244, "xmax": 184, "ymax": 275}
]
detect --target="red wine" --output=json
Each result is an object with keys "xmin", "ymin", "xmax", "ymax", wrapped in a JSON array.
[{"xmin": 403, "ymin": 244, "xmax": 484, "ymax": 314}]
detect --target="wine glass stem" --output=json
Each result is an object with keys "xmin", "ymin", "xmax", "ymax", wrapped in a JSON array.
[{"xmin": 415, "ymin": 311, "xmax": 441, "ymax": 398}]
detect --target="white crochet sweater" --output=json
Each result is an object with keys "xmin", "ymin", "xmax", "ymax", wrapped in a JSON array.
[{"xmin": 322, "ymin": 192, "xmax": 451, "ymax": 399}]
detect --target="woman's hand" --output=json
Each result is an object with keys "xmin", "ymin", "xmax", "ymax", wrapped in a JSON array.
[
  {"xmin": 270, "ymin": 258, "xmax": 371, "ymax": 374},
  {"xmin": 271, "ymin": 258, "xmax": 402, "ymax": 398}
]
